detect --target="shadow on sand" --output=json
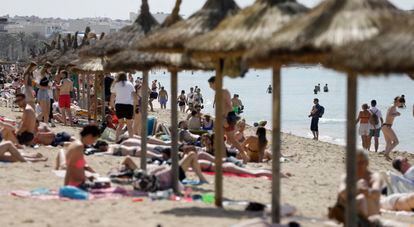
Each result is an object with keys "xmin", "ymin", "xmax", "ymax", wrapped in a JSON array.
[{"xmin": 160, "ymin": 206, "xmax": 263, "ymax": 219}]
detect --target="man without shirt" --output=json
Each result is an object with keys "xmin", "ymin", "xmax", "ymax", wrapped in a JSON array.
[
  {"xmin": 57, "ymin": 71, "xmax": 74, "ymax": 126},
  {"xmin": 158, "ymin": 87, "xmax": 168, "ymax": 109},
  {"xmin": 208, "ymin": 76, "xmax": 249, "ymax": 163},
  {"xmin": 0, "ymin": 94, "xmax": 37, "ymax": 146}
]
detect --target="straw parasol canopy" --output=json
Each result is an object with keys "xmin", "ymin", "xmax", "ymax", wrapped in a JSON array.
[
  {"xmin": 70, "ymin": 58, "xmax": 105, "ymax": 74},
  {"xmin": 244, "ymin": 0, "xmax": 406, "ymax": 68},
  {"xmin": 104, "ymin": 50, "xmax": 213, "ymax": 72},
  {"xmin": 325, "ymin": 17, "xmax": 414, "ymax": 76},
  {"xmin": 186, "ymin": 0, "xmax": 309, "ymax": 58},
  {"xmin": 135, "ymin": 0, "xmax": 239, "ymax": 53},
  {"xmin": 79, "ymin": 0, "xmax": 159, "ymax": 58}
]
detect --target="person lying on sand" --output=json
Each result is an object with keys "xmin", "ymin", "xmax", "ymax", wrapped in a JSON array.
[
  {"xmin": 329, "ymin": 151, "xmax": 382, "ymax": 224},
  {"xmin": 0, "ymin": 141, "xmax": 47, "ymax": 162},
  {"xmin": 392, "ymin": 156, "xmax": 414, "ymax": 181},
  {"xmin": 0, "ymin": 93, "xmax": 37, "ymax": 146},
  {"xmin": 381, "ymin": 193, "xmax": 414, "ymax": 212},
  {"xmin": 63, "ymin": 125, "xmax": 100, "ymax": 190},
  {"xmin": 33, "ymin": 120, "xmax": 75, "ymax": 147}
]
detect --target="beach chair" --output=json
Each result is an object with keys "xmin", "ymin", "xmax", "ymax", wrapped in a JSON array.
[{"xmin": 147, "ymin": 116, "xmax": 157, "ymax": 136}]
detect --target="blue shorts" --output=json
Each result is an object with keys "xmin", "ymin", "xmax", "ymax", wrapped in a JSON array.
[
  {"xmin": 159, "ymin": 98, "xmax": 167, "ymax": 105},
  {"xmin": 37, "ymin": 89, "xmax": 50, "ymax": 101},
  {"xmin": 369, "ymin": 129, "xmax": 381, "ymax": 138}
]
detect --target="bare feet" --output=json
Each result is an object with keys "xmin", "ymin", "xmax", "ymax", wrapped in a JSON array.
[{"xmin": 384, "ymin": 154, "xmax": 392, "ymax": 161}]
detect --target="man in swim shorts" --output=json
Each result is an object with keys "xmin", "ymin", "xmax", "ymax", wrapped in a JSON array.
[
  {"xmin": 158, "ymin": 87, "xmax": 168, "ymax": 109},
  {"xmin": 0, "ymin": 93, "xmax": 36, "ymax": 146},
  {"xmin": 57, "ymin": 70, "xmax": 74, "ymax": 126}
]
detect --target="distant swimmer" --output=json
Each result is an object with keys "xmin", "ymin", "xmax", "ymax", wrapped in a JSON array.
[
  {"xmin": 317, "ymin": 83, "xmax": 321, "ymax": 92},
  {"xmin": 313, "ymin": 86, "xmax": 318, "ymax": 95},
  {"xmin": 324, "ymin": 84, "xmax": 329, "ymax": 92},
  {"xmin": 267, "ymin": 85, "xmax": 272, "ymax": 94}
]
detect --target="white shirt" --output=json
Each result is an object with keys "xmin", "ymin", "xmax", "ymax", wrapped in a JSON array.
[
  {"xmin": 187, "ymin": 92, "xmax": 194, "ymax": 104},
  {"xmin": 369, "ymin": 107, "xmax": 383, "ymax": 129},
  {"xmin": 111, "ymin": 81, "xmax": 135, "ymax": 105},
  {"xmin": 404, "ymin": 166, "xmax": 414, "ymax": 181}
]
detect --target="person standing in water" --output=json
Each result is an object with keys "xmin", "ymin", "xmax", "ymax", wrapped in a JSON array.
[
  {"xmin": 382, "ymin": 95, "xmax": 405, "ymax": 161},
  {"xmin": 267, "ymin": 85, "xmax": 272, "ymax": 94},
  {"xmin": 309, "ymin": 98, "xmax": 323, "ymax": 141},
  {"xmin": 324, "ymin": 84, "xmax": 329, "ymax": 92}
]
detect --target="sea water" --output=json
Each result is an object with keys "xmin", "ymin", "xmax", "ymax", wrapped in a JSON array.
[{"xmin": 135, "ymin": 66, "xmax": 414, "ymax": 152}]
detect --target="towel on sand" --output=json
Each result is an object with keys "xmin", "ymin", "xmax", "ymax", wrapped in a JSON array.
[
  {"xmin": 11, "ymin": 187, "xmax": 147, "ymax": 201},
  {"xmin": 202, "ymin": 171, "xmax": 270, "ymax": 180}
]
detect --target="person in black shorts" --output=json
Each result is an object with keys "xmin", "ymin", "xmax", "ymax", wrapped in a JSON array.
[
  {"xmin": 111, "ymin": 73, "xmax": 135, "ymax": 142},
  {"xmin": 309, "ymin": 98, "xmax": 322, "ymax": 140}
]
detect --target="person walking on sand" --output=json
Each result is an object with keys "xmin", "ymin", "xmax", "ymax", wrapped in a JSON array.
[
  {"xmin": 308, "ymin": 98, "xmax": 323, "ymax": 140},
  {"xmin": 208, "ymin": 76, "xmax": 249, "ymax": 163},
  {"xmin": 356, "ymin": 104, "xmax": 371, "ymax": 150},
  {"xmin": 158, "ymin": 87, "xmax": 168, "ymax": 110},
  {"xmin": 368, "ymin": 100, "xmax": 383, "ymax": 152},
  {"xmin": 382, "ymin": 95, "xmax": 406, "ymax": 161},
  {"xmin": 178, "ymin": 90, "xmax": 187, "ymax": 113},
  {"xmin": 37, "ymin": 63, "xmax": 51, "ymax": 124},
  {"xmin": 110, "ymin": 73, "xmax": 135, "ymax": 142},
  {"xmin": 57, "ymin": 71, "xmax": 73, "ymax": 126}
]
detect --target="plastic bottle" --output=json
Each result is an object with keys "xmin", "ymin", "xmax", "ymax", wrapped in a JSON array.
[{"xmin": 59, "ymin": 186, "xmax": 89, "ymax": 200}]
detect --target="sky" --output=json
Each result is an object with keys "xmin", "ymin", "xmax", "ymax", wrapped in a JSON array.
[{"xmin": 0, "ymin": 0, "xmax": 412, "ymax": 20}]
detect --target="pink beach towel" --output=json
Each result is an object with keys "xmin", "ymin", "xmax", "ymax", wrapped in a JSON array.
[
  {"xmin": 10, "ymin": 187, "xmax": 147, "ymax": 201},
  {"xmin": 202, "ymin": 171, "xmax": 271, "ymax": 180}
]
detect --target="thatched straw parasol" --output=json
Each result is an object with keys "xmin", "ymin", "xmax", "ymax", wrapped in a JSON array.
[
  {"xmin": 79, "ymin": 0, "xmax": 159, "ymax": 58},
  {"xmin": 186, "ymin": 0, "xmax": 308, "ymax": 58},
  {"xmin": 135, "ymin": 0, "xmax": 239, "ymax": 53},
  {"xmin": 242, "ymin": 0, "xmax": 406, "ymax": 225},
  {"xmin": 325, "ymin": 18, "xmax": 414, "ymax": 76},
  {"xmin": 71, "ymin": 58, "xmax": 105, "ymax": 74},
  {"xmin": 133, "ymin": 0, "xmax": 239, "ymax": 200},
  {"xmin": 185, "ymin": 0, "xmax": 308, "ymax": 222}
]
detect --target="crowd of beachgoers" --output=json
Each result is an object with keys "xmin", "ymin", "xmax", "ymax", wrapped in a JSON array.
[{"xmin": 0, "ymin": 62, "xmax": 413, "ymax": 226}]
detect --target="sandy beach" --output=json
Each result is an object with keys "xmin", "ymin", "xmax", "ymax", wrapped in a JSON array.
[{"xmin": 0, "ymin": 105, "xmax": 413, "ymax": 227}]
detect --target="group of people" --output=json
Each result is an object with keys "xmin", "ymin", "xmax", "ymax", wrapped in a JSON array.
[
  {"xmin": 356, "ymin": 96, "xmax": 406, "ymax": 161},
  {"xmin": 313, "ymin": 83, "xmax": 329, "ymax": 94}
]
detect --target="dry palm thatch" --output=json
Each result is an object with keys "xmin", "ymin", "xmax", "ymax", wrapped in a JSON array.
[
  {"xmin": 104, "ymin": 50, "xmax": 213, "ymax": 72},
  {"xmin": 325, "ymin": 18, "xmax": 414, "ymax": 76},
  {"xmin": 135, "ymin": 0, "xmax": 239, "ymax": 53},
  {"xmin": 80, "ymin": 0, "xmax": 159, "ymax": 58},
  {"xmin": 186, "ymin": 0, "xmax": 309, "ymax": 58},
  {"xmin": 160, "ymin": 0, "xmax": 183, "ymax": 28},
  {"xmin": 244, "ymin": 0, "xmax": 406, "ymax": 68},
  {"xmin": 71, "ymin": 58, "xmax": 105, "ymax": 73}
]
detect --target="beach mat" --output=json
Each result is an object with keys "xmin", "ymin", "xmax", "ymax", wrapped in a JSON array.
[
  {"xmin": 10, "ymin": 187, "xmax": 147, "ymax": 201},
  {"xmin": 202, "ymin": 171, "xmax": 270, "ymax": 180}
]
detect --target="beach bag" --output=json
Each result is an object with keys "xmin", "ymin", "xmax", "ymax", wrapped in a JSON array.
[
  {"xmin": 318, "ymin": 106, "xmax": 325, "ymax": 118},
  {"xmin": 132, "ymin": 170, "xmax": 160, "ymax": 192},
  {"xmin": 369, "ymin": 110, "xmax": 379, "ymax": 126}
]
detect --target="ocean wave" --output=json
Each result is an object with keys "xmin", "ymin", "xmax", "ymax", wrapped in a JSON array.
[{"xmin": 319, "ymin": 118, "xmax": 346, "ymax": 124}]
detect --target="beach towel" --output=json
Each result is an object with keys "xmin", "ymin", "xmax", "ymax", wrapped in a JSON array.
[
  {"xmin": 202, "ymin": 171, "xmax": 271, "ymax": 180},
  {"xmin": 10, "ymin": 187, "xmax": 147, "ymax": 201}
]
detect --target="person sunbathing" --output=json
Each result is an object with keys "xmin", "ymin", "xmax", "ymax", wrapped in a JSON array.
[
  {"xmin": 119, "ymin": 149, "xmax": 209, "ymax": 191},
  {"xmin": 330, "ymin": 151, "xmax": 382, "ymax": 224},
  {"xmin": 392, "ymin": 156, "xmax": 414, "ymax": 181},
  {"xmin": 0, "ymin": 141, "xmax": 47, "ymax": 162},
  {"xmin": 381, "ymin": 193, "xmax": 414, "ymax": 211},
  {"xmin": 33, "ymin": 120, "xmax": 75, "ymax": 147},
  {"xmin": 64, "ymin": 125, "xmax": 100, "ymax": 190},
  {"xmin": 0, "ymin": 93, "xmax": 37, "ymax": 146}
]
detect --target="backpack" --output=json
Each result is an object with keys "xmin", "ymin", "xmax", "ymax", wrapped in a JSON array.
[
  {"xmin": 369, "ymin": 109, "xmax": 379, "ymax": 126},
  {"xmin": 318, "ymin": 105, "xmax": 325, "ymax": 118}
]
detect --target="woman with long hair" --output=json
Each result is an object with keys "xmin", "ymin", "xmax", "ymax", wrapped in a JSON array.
[
  {"xmin": 110, "ymin": 73, "xmax": 135, "ymax": 142},
  {"xmin": 242, "ymin": 126, "xmax": 271, "ymax": 162},
  {"xmin": 382, "ymin": 95, "xmax": 406, "ymax": 161}
]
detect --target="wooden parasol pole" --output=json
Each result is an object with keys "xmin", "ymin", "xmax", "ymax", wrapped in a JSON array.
[
  {"xmin": 94, "ymin": 74, "xmax": 98, "ymax": 120},
  {"xmin": 101, "ymin": 74, "xmax": 106, "ymax": 122},
  {"xmin": 170, "ymin": 69, "xmax": 179, "ymax": 194},
  {"xmin": 87, "ymin": 74, "xmax": 91, "ymax": 120},
  {"xmin": 140, "ymin": 70, "xmax": 149, "ymax": 170},
  {"xmin": 214, "ymin": 59, "xmax": 224, "ymax": 207},
  {"xmin": 346, "ymin": 72, "xmax": 357, "ymax": 227},
  {"xmin": 271, "ymin": 65, "xmax": 282, "ymax": 223}
]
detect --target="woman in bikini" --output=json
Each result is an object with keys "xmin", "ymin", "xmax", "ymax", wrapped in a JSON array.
[
  {"xmin": 234, "ymin": 119, "xmax": 246, "ymax": 144},
  {"xmin": 242, "ymin": 127, "xmax": 271, "ymax": 162},
  {"xmin": 356, "ymin": 104, "xmax": 371, "ymax": 150},
  {"xmin": 178, "ymin": 90, "xmax": 187, "ymax": 113},
  {"xmin": 64, "ymin": 125, "xmax": 101, "ymax": 190},
  {"xmin": 382, "ymin": 95, "xmax": 405, "ymax": 161}
]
